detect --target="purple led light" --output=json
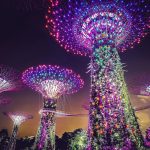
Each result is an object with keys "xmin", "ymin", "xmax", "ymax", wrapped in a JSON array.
[
  {"xmin": 46, "ymin": 0, "xmax": 149, "ymax": 56},
  {"xmin": 22, "ymin": 65, "xmax": 84, "ymax": 99},
  {"xmin": 4, "ymin": 112, "xmax": 33, "ymax": 125}
]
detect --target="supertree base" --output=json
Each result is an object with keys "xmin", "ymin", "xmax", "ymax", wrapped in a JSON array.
[{"xmin": 34, "ymin": 99, "xmax": 56, "ymax": 150}]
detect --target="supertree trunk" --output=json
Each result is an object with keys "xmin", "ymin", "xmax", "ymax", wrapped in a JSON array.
[
  {"xmin": 118, "ymin": 56, "xmax": 145, "ymax": 149},
  {"xmin": 8, "ymin": 124, "xmax": 19, "ymax": 150},
  {"xmin": 88, "ymin": 43, "xmax": 144, "ymax": 150},
  {"xmin": 34, "ymin": 99, "xmax": 56, "ymax": 150}
]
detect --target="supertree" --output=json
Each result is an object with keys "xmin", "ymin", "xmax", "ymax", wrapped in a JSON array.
[
  {"xmin": 46, "ymin": 0, "xmax": 149, "ymax": 149},
  {"xmin": 0, "ymin": 65, "xmax": 20, "ymax": 94},
  {"xmin": 3, "ymin": 112, "xmax": 33, "ymax": 150},
  {"xmin": 22, "ymin": 64, "xmax": 84, "ymax": 150},
  {"xmin": 127, "ymin": 73, "xmax": 150, "ymax": 96}
]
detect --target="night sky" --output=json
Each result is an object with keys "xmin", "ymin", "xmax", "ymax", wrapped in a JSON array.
[{"xmin": 0, "ymin": 3, "xmax": 150, "ymax": 138}]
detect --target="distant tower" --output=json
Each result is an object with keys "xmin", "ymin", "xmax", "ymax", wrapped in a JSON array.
[
  {"xmin": 22, "ymin": 65, "xmax": 84, "ymax": 150},
  {"xmin": 46, "ymin": 0, "xmax": 149, "ymax": 149},
  {"xmin": 0, "ymin": 65, "xmax": 20, "ymax": 94},
  {"xmin": 3, "ymin": 112, "xmax": 33, "ymax": 150}
]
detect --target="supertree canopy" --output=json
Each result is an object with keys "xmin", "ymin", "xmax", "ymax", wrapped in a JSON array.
[
  {"xmin": 46, "ymin": 0, "xmax": 149, "ymax": 56},
  {"xmin": 46, "ymin": 0, "xmax": 149, "ymax": 149},
  {"xmin": 3, "ymin": 112, "xmax": 33, "ymax": 150},
  {"xmin": 22, "ymin": 64, "xmax": 84, "ymax": 150},
  {"xmin": 22, "ymin": 65, "xmax": 83, "ymax": 99},
  {"xmin": 0, "ymin": 65, "xmax": 20, "ymax": 94}
]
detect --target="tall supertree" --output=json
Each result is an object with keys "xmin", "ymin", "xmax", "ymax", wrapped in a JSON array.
[
  {"xmin": 0, "ymin": 65, "xmax": 20, "ymax": 94},
  {"xmin": 3, "ymin": 112, "xmax": 33, "ymax": 150},
  {"xmin": 46, "ymin": 0, "xmax": 149, "ymax": 149},
  {"xmin": 22, "ymin": 64, "xmax": 84, "ymax": 150}
]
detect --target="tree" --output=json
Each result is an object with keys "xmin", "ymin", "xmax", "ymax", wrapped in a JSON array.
[
  {"xmin": 0, "ymin": 129, "xmax": 9, "ymax": 150},
  {"xmin": 69, "ymin": 129, "xmax": 87, "ymax": 150}
]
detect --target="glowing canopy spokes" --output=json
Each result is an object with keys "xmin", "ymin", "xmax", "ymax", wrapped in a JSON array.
[
  {"xmin": 22, "ymin": 65, "xmax": 84, "ymax": 98},
  {"xmin": 5, "ymin": 112, "xmax": 33, "ymax": 125},
  {"xmin": 74, "ymin": 6, "xmax": 131, "ymax": 49},
  {"xmin": 40, "ymin": 80, "xmax": 66, "ymax": 99}
]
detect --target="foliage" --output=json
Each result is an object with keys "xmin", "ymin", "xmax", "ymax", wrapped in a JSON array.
[{"xmin": 69, "ymin": 129, "xmax": 87, "ymax": 150}]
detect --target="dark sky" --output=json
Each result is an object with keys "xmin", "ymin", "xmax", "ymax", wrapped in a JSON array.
[{"xmin": 0, "ymin": 3, "xmax": 149, "ymax": 137}]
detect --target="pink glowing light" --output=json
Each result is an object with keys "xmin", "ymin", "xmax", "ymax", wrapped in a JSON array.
[
  {"xmin": 40, "ymin": 80, "xmax": 66, "ymax": 99},
  {"xmin": 46, "ymin": 0, "xmax": 149, "ymax": 56},
  {"xmin": 4, "ymin": 112, "xmax": 33, "ymax": 125},
  {"xmin": 22, "ymin": 65, "xmax": 84, "ymax": 99}
]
